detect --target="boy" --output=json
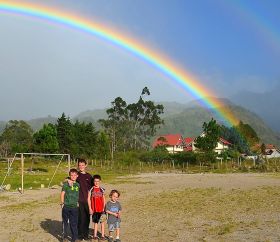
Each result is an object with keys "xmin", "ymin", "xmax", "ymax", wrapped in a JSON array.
[
  {"xmin": 105, "ymin": 190, "xmax": 122, "ymax": 242},
  {"xmin": 76, "ymin": 158, "xmax": 93, "ymax": 240},
  {"xmin": 88, "ymin": 174, "xmax": 106, "ymax": 240},
  {"xmin": 61, "ymin": 168, "xmax": 80, "ymax": 242}
]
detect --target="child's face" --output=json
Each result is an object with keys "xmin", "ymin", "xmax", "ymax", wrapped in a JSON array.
[
  {"xmin": 70, "ymin": 172, "xmax": 78, "ymax": 181},
  {"xmin": 78, "ymin": 162, "xmax": 87, "ymax": 172},
  {"xmin": 111, "ymin": 192, "xmax": 119, "ymax": 202},
  {"xmin": 94, "ymin": 179, "xmax": 100, "ymax": 187}
]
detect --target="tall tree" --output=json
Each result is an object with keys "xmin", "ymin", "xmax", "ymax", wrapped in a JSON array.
[
  {"xmin": 127, "ymin": 87, "xmax": 164, "ymax": 149},
  {"xmin": 235, "ymin": 121, "xmax": 260, "ymax": 147},
  {"xmin": 99, "ymin": 87, "xmax": 164, "ymax": 159},
  {"xmin": 0, "ymin": 120, "xmax": 33, "ymax": 153},
  {"xmin": 95, "ymin": 131, "xmax": 110, "ymax": 160},
  {"xmin": 195, "ymin": 118, "xmax": 220, "ymax": 152},
  {"xmin": 71, "ymin": 121, "xmax": 98, "ymax": 158},
  {"xmin": 33, "ymin": 123, "xmax": 59, "ymax": 153},
  {"xmin": 56, "ymin": 113, "xmax": 73, "ymax": 153},
  {"xmin": 220, "ymin": 125, "xmax": 250, "ymax": 154}
]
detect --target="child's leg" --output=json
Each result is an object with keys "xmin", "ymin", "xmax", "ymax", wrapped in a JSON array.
[
  {"xmin": 116, "ymin": 228, "xmax": 120, "ymax": 238},
  {"xmin": 69, "ymin": 208, "xmax": 78, "ymax": 241},
  {"xmin": 100, "ymin": 222, "xmax": 105, "ymax": 237},
  {"xmin": 62, "ymin": 207, "xmax": 69, "ymax": 239},
  {"xmin": 108, "ymin": 224, "xmax": 114, "ymax": 240},
  {"xmin": 93, "ymin": 222, "xmax": 98, "ymax": 237}
]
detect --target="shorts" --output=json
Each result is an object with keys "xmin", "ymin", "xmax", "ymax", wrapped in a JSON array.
[
  {"xmin": 92, "ymin": 212, "xmax": 102, "ymax": 223},
  {"xmin": 108, "ymin": 221, "xmax": 120, "ymax": 232}
]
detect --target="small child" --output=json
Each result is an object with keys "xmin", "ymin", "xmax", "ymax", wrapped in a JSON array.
[
  {"xmin": 61, "ymin": 168, "xmax": 80, "ymax": 242},
  {"xmin": 88, "ymin": 174, "xmax": 106, "ymax": 240},
  {"xmin": 105, "ymin": 190, "xmax": 122, "ymax": 242}
]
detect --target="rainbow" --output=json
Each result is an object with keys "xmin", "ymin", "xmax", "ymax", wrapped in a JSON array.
[{"xmin": 0, "ymin": 1, "xmax": 238, "ymax": 126}]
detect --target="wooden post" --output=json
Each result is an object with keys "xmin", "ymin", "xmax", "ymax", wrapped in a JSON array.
[
  {"xmin": 21, "ymin": 153, "xmax": 24, "ymax": 194},
  {"xmin": 68, "ymin": 155, "xmax": 71, "ymax": 171}
]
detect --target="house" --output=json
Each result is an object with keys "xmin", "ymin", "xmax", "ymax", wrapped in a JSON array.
[
  {"xmin": 153, "ymin": 133, "xmax": 232, "ymax": 155},
  {"xmin": 251, "ymin": 144, "xmax": 280, "ymax": 159},
  {"xmin": 153, "ymin": 134, "xmax": 186, "ymax": 154},
  {"xmin": 184, "ymin": 137, "xmax": 194, "ymax": 151},
  {"xmin": 186, "ymin": 133, "xmax": 232, "ymax": 155},
  {"xmin": 265, "ymin": 144, "xmax": 280, "ymax": 158}
]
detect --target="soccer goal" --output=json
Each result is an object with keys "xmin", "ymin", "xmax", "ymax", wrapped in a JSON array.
[{"xmin": 1, "ymin": 152, "xmax": 71, "ymax": 194}]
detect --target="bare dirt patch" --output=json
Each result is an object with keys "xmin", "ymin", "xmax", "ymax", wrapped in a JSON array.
[{"xmin": 0, "ymin": 173, "xmax": 279, "ymax": 242}]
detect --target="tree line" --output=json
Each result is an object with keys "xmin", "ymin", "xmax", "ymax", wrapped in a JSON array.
[
  {"xmin": 0, "ymin": 87, "xmax": 164, "ymax": 160},
  {"xmin": 0, "ymin": 87, "xmax": 261, "ymax": 164}
]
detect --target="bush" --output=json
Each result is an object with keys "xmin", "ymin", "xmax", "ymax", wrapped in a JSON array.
[{"xmin": 171, "ymin": 152, "xmax": 197, "ymax": 165}]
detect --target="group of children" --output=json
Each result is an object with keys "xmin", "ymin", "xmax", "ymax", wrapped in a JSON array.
[{"xmin": 60, "ymin": 159, "xmax": 122, "ymax": 242}]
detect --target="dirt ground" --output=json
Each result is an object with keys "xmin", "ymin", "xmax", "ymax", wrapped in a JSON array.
[{"xmin": 0, "ymin": 173, "xmax": 280, "ymax": 242}]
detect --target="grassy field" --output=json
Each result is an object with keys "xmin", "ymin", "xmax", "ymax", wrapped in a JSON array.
[
  {"xmin": 1, "ymin": 157, "xmax": 280, "ymax": 192},
  {"xmin": 0, "ymin": 172, "xmax": 280, "ymax": 241}
]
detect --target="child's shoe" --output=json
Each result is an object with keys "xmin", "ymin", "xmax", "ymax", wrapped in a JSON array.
[{"xmin": 115, "ymin": 239, "xmax": 121, "ymax": 242}]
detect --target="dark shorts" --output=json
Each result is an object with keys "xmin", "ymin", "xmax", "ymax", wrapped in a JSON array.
[{"xmin": 92, "ymin": 212, "xmax": 102, "ymax": 223}]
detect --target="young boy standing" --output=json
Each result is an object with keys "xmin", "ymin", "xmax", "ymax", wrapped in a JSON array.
[
  {"xmin": 88, "ymin": 174, "xmax": 106, "ymax": 240},
  {"xmin": 61, "ymin": 168, "xmax": 80, "ymax": 242},
  {"xmin": 105, "ymin": 190, "xmax": 122, "ymax": 242},
  {"xmin": 76, "ymin": 159, "xmax": 93, "ymax": 240}
]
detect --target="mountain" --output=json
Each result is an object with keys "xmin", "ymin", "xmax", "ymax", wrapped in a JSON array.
[
  {"xmin": 27, "ymin": 115, "xmax": 57, "ymax": 131},
  {"xmin": 1, "ymin": 99, "xmax": 279, "ymax": 146},
  {"xmin": 157, "ymin": 100, "xmax": 280, "ymax": 146},
  {"xmin": 231, "ymin": 85, "xmax": 280, "ymax": 132},
  {"xmin": 73, "ymin": 109, "xmax": 107, "ymax": 123}
]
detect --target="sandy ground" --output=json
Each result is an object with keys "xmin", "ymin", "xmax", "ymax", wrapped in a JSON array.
[{"xmin": 0, "ymin": 173, "xmax": 280, "ymax": 242}]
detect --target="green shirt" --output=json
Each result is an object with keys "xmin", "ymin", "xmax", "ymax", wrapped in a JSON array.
[{"xmin": 62, "ymin": 181, "xmax": 80, "ymax": 208}]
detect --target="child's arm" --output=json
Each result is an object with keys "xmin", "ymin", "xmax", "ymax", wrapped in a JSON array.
[
  {"xmin": 88, "ymin": 191, "xmax": 93, "ymax": 215},
  {"xmin": 106, "ymin": 209, "xmax": 118, "ymax": 217},
  {"xmin": 60, "ymin": 191, "xmax": 65, "ymax": 207}
]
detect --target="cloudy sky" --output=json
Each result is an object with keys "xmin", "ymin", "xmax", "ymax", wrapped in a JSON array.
[{"xmin": 0, "ymin": 0, "xmax": 279, "ymax": 120}]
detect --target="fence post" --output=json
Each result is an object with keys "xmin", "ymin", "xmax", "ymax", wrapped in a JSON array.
[{"xmin": 21, "ymin": 153, "xmax": 24, "ymax": 194}]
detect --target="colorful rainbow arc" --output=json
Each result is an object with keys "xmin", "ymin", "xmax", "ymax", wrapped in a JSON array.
[{"xmin": 0, "ymin": 1, "xmax": 238, "ymax": 126}]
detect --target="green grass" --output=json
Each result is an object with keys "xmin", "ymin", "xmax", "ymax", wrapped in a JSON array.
[{"xmin": 1, "ymin": 157, "xmax": 280, "ymax": 191}]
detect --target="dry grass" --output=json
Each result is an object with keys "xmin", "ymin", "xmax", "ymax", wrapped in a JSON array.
[{"xmin": 127, "ymin": 186, "xmax": 280, "ymax": 241}]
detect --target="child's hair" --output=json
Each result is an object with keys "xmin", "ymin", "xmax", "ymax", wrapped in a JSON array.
[
  {"xmin": 69, "ymin": 168, "xmax": 78, "ymax": 175},
  {"xmin": 93, "ymin": 174, "xmax": 101, "ymax": 181},
  {"xmin": 109, "ymin": 189, "xmax": 120, "ymax": 198},
  {"xmin": 77, "ymin": 158, "xmax": 87, "ymax": 165}
]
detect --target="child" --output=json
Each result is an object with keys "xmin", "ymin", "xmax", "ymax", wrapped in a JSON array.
[
  {"xmin": 88, "ymin": 174, "xmax": 106, "ymax": 240},
  {"xmin": 105, "ymin": 190, "xmax": 122, "ymax": 242},
  {"xmin": 67, "ymin": 158, "xmax": 93, "ymax": 240},
  {"xmin": 61, "ymin": 168, "xmax": 80, "ymax": 242},
  {"xmin": 76, "ymin": 158, "xmax": 93, "ymax": 240}
]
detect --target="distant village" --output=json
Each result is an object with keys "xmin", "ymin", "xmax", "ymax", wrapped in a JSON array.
[{"xmin": 152, "ymin": 133, "xmax": 280, "ymax": 159}]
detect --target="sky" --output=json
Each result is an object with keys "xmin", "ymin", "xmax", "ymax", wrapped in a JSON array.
[{"xmin": 0, "ymin": 0, "xmax": 279, "ymax": 120}]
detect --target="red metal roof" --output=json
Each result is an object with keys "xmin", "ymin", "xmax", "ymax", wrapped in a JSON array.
[
  {"xmin": 185, "ymin": 137, "xmax": 194, "ymax": 145},
  {"xmin": 219, "ymin": 137, "xmax": 232, "ymax": 145},
  {"xmin": 153, "ymin": 134, "xmax": 184, "ymax": 147}
]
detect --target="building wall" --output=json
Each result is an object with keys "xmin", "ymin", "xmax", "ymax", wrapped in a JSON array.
[{"xmin": 166, "ymin": 146, "xmax": 184, "ymax": 154}]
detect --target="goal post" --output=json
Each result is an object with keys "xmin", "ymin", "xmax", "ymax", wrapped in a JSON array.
[{"xmin": 1, "ymin": 152, "xmax": 71, "ymax": 194}]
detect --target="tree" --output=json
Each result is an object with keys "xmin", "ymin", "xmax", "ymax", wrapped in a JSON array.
[
  {"xmin": 33, "ymin": 123, "xmax": 59, "ymax": 153},
  {"xmin": 99, "ymin": 97, "xmax": 128, "ymax": 159},
  {"xmin": 236, "ymin": 121, "xmax": 259, "ymax": 147},
  {"xmin": 0, "ymin": 120, "xmax": 33, "ymax": 153},
  {"xmin": 56, "ymin": 113, "xmax": 73, "ymax": 153},
  {"xmin": 220, "ymin": 125, "xmax": 250, "ymax": 154},
  {"xmin": 96, "ymin": 131, "xmax": 111, "ymax": 160},
  {"xmin": 195, "ymin": 118, "xmax": 220, "ymax": 152},
  {"xmin": 70, "ymin": 121, "xmax": 98, "ymax": 158},
  {"xmin": 100, "ymin": 87, "xmax": 164, "ymax": 159},
  {"xmin": 126, "ymin": 87, "xmax": 164, "ymax": 150}
]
